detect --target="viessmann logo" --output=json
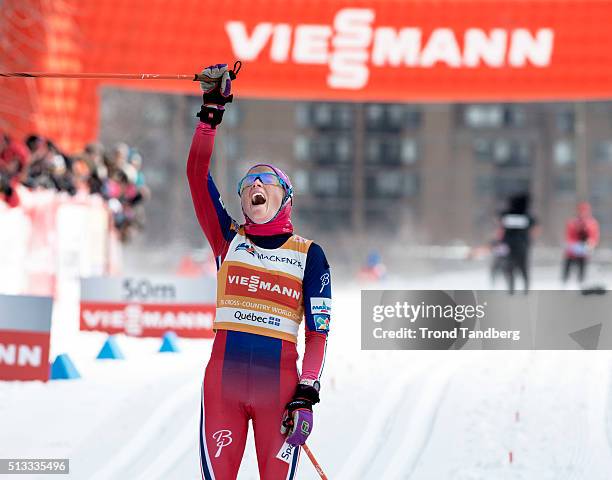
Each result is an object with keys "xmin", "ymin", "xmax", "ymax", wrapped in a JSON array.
[
  {"xmin": 227, "ymin": 274, "xmax": 301, "ymax": 300},
  {"xmin": 226, "ymin": 8, "xmax": 554, "ymax": 89}
]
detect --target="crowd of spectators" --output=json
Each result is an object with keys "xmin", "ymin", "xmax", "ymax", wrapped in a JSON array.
[{"xmin": 0, "ymin": 132, "xmax": 149, "ymax": 242}]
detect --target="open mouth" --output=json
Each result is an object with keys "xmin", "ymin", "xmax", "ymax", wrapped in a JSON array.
[{"xmin": 251, "ymin": 192, "xmax": 266, "ymax": 206}]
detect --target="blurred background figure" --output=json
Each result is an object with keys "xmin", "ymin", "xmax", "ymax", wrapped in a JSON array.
[
  {"xmin": 175, "ymin": 248, "xmax": 216, "ymax": 277},
  {"xmin": 359, "ymin": 249, "xmax": 387, "ymax": 282},
  {"xmin": 489, "ymin": 226, "xmax": 510, "ymax": 287},
  {"xmin": 0, "ymin": 133, "xmax": 28, "ymax": 208},
  {"xmin": 499, "ymin": 193, "xmax": 540, "ymax": 294},
  {"xmin": 82, "ymin": 142, "xmax": 107, "ymax": 195},
  {"xmin": 562, "ymin": 201, "xmax": 600, "ymax": 286}
]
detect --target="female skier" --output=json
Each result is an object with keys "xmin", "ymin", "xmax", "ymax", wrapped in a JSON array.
[{"xmin": 187, "ymin": 64, "xmax": 331, "ymax": 479}]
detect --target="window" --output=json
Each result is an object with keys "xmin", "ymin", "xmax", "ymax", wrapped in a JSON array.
[
  {"xmin": 366, "ymin": 139, "xmax": 382, "ymax": 163},
  {"xmin": 366, "ymin": 104, "xmax": 419, "ymax": 131},
  {"xmin": 593, "ymin": 141, "xmax": 612, "ymax": 164},
  {"xmin": 335, "ymin": 137, "xmax": 352, "ymax": 163},
  {"xmin": 366, "ymin": 172, "xmax": 418, "ymax": 197},
  {"xmin": 311, "ymin": 170, "xmax": 339, "ymax": 195},
  {"xmin": 464, "ymin": 105, "xmax": 504, "ymax": 128},
  {"xmin": 403, "ymin": 173, "xmax": 419, "ymax": 195},
  {"xmin": 311, "ymin": 170, "xmax": 352, "ymax": 197},
  {"xmin": 555, "ymin": 108, "xmax": 575, "ymax": 134},
  {"xmin": 475, "ymin": 175, "xmax": 530, "ymax": 196},
  {"xmin": 293, "ymin": 169, "xmax": 309, "ymax": 194},
  {"xmin": 313, "ymin": 104, "xmax": 333, "ymax": 127},
  {"xmin": 300, "ymin": 102, "xmax": 354, "ymax": 130},
  {"xmin": 591, "ymin": 176, "xmax": 612, "ymax": 197},
  {"xmin": 366, "ymin": 104, "xmax": 385, "ymax": 129},
  {"xmin": 401, "ymin": 139, "xmax": 418, "ymax": 165},
  {"xmin": 306, "ymin": 136, "xmax": 352, "ymax": 164},
  {"xmin": 494, "ymin": 177, "xmax": 530, "ymax": 196},
  {"xmin": 493, "ymin": 140, "xmax": 511, "ymax": 165},
  {"xmin": 366, "ymin": 139, "xmax": 403, "ymax": 165},
  {"xmin": 473, "ymin": 138, "xmax": 493, "ymax": 162},
  {"xmin": 473, "ymin": 138, "xmax": 531, "ymax": 166},
  {"xmin": 314, "ymin": 138, "xmax": 334, "ymax": 162},
  {"xmin": 553, "ymin": 140, "xmax": 575, "ymax": 167},
  {"xmin": 555, "ymin": 174, "xmax": 575, "ymax": 193},
  {"xmin": 295, "ymin": 104, "xmax": 310, "ymax": 128},
  {"xmin": 294, "ymin": 136, "xmax": 310, "ymax": 161},
  {"xmin": 504, "ymin": 105, "xmax": 527, "ymax": 128},
  {"xmin": 336, "ymin": 104, "xmax": 354, "ymax": 129},
  {"xmin": 404, "ymin": 107, "xmax": 422, "ymax": 129},
  {"xmin": 375, "ymin": 171, "xmax": 403, "ymax": 196},
  {"xmin": 387, "ymin": 105, "xmax": 404, "ymax": 129}
]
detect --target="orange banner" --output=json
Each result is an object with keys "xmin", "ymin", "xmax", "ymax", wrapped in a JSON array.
[
  {"xmin": 81, "ymin": 0, "xmax": 612, "ymax": 101},
  {"xmin": 2, "ymin": 0, "xmax": 612, "ymax": 150}
]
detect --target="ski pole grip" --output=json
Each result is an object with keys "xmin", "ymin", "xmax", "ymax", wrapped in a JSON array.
[{"xmin": 193, "ymin": 60, "xmax": 242, "ymax": 82}]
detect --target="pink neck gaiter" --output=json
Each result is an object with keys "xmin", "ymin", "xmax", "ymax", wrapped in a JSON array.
[{"xmin": 243, "ymin": 201, "xmax": 293, "ymax": 236}]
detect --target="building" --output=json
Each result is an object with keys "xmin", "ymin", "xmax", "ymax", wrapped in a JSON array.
[{"xmin": 218, "ymin": 99, "xmax": 612, "ymax": 247}]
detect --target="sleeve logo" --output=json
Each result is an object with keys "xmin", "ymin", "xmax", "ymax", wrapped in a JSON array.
[
  {"xmin": 319, "ymin": 273, "xmax": 330, "ymax": 293},
  {"xmin": 310, "ymin": 297, "xmax": 331, "ymax": 315},
  {"xmin": 314, "ymin": 314, "xmax": 330, "ymax": 332}
]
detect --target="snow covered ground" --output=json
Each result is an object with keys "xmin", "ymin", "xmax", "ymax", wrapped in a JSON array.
[{"xmin": 2, "ymin": 266, "xmax": 612, "ymax": 479}]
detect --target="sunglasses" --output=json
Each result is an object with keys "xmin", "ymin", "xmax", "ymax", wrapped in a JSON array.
[{"xmin": 237, "ymin": 172, "xmax": 289, "ymax": 195}]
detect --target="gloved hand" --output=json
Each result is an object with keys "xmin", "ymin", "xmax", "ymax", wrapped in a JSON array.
[
  {"xmin": 197, "ymin": 63, "xmax": 233, "ymax": 128},
  {"xmin": 200, "ymin": 63, "xmax": 233, "ymax": 103},
  {"xmin": 281, "ymin": 382, "xmax": 320, "ymax": 446}
]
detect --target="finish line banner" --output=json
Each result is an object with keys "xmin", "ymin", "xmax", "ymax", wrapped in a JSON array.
[
  {"xmin": 361, "ymin": 290, "xmax": 611, "ymax": 350},
  {"xmin": 80, "ymin": 276, "xmax": 216, "ymax": 338}
]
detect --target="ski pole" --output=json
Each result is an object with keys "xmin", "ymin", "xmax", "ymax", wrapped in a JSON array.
[
  {"xmin": 303, "ymin": 444, "xmax": 328, "ymax": 480},
  {"xmin": 0, "ymin": 60, "xmax": 242, "ymax": 82}
]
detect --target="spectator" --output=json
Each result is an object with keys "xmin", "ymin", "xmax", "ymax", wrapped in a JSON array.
[
  {"xmin": 0, "ymin": 132, "xmax": 149, "ymax": 242},
  {"xmin": 83, "ymin": 142, "xmax": 108, "ymax": 195},
  {"xmin": 562, "ymin": 201, "xmax": 600, "ymax": 285}
]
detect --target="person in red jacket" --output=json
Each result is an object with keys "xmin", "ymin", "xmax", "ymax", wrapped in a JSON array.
[
  {"xmin": 188, "ymin": 64, "xmax": 331, "ymax": 480},
  {"xmin": 562, "ymin": 201, "xmax": 600, "ymax": 285}
]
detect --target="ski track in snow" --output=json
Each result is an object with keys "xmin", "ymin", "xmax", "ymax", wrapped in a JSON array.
[
  {"xmin": 89, "ymin": 380, "xmax": 198, "ymax": 480},
  {"xmin": 377, "ymin": 358, "xmax": 466, "ymax": 479},
  {"xmin": 410, "ymin": 351, "xmax": 612, "ymax": 480},
  {"xmin": 335, "ymin": 360, "xmax": 435, "ymax": 479}
]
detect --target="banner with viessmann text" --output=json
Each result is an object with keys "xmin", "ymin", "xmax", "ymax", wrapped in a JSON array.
[
  {"xmin": 80, "ymin": 276, "xmax": 216, "ymax": 338},
  {"xmin": 83, "ymin": 0, "xmax": 612, "ymax": 102}
]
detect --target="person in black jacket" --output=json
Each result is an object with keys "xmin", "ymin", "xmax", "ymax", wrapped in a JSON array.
[{"xmin": 499, "ymin": 193, "xmax": 539, "ymax": 294}]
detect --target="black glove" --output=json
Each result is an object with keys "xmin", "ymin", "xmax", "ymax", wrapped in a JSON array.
[
  {"xmin": 280, "ymin": 383, "xmax": 320, "ymax": 445},
  {"xmin": 197, "ymin": 64, "xmax": 233, "ymax": 128},
  {"xmin": 286, "ymin": 383, "xmax": 320, "ymax": 410}
]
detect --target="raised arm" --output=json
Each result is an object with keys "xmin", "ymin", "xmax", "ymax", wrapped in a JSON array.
[
  {"xmin": 186, "ymin": 64, "xmax": 237, "ymax": 261},
  {"xmin": 186, "ymin": 122, "xmax": 236, "ymax": 259}
]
